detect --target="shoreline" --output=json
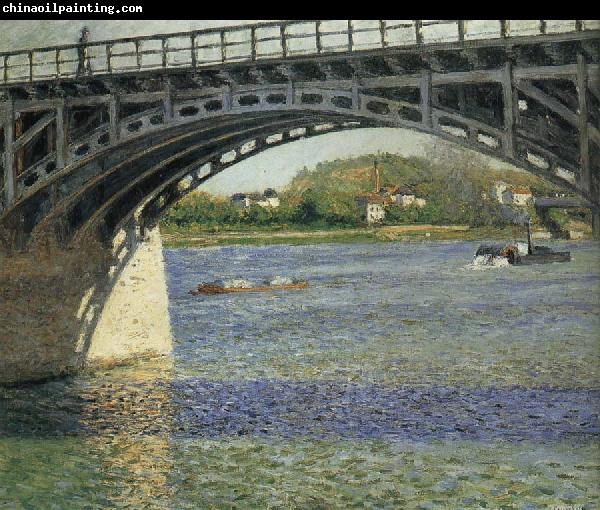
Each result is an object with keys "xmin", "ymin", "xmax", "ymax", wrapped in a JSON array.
[{"xmin": 160, "ymin": 224, "xmax": 591, "ymax": 248}]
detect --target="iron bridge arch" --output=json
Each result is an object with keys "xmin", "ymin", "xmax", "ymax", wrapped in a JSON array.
[{"xmin": 0, "ymin": 20, "xmax": 598, "ymax": 249}]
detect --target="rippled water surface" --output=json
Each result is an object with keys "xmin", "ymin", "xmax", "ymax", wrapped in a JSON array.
[{"xmin": 1, "ymin": 241, "xmax": 599, "ymax": 509}]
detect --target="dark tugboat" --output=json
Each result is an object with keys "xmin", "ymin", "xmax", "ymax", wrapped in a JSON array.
[{"xmin": 475, "ymin": 221, "xmax": 571, "ymax": 265}]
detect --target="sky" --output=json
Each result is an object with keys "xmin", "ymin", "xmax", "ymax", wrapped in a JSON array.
[
  {"xmin": 0, "ymin": 20, "xmax": 520, "ymax": 196},
  {"xmin": 198, "ymin": 128, "xmax": 514, "ymax": 196}
]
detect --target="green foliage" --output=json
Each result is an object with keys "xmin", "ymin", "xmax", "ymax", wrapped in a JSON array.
[
  {"xmin": 295, "ymin": 189, "xmax": 320, "ymax": 224},
  {"xmin": 161, "ymin": 152, "xmax": 566, "ymax": 231},
  {"xmin": 244, "ymin": 204, "xmax": 272, "ymax": 226},
  {"xmin": 162, "ymin": 192, "xmax": 241, "ymax": 229}
]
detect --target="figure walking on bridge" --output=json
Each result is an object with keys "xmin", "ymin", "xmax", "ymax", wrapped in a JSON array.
[{"xmin": 76, "ymin": 26, "xmax": 93, "ymax": 77}]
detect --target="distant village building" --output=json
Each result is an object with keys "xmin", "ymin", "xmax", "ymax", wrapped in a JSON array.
[
  {"xmin": 230, "ymin": 188, "xmax": 280, "ymax": 209},
  {"xmin": 502, "ymin": 187, "xmax": 533, "ymax": 207},
  {"xmin": 355, "ymin": 194, "xmax": 387, "ymax": 224},
  {"xmin": 491, "ymin": 181, "xmax": 533, "ymax": 207},
  {"xmin": 354, "ymin": 161, "xmax": 426, "ymax": 225},
  {"xmin": 396, "ymin": 194, "xmax": 416, "ymax": 207},
  {"xmin": 366, "ymin": 203, "xmax": 386, "ymax": 224},
  {"xmin": 257, "ymin": 188, "xmax": 280, "ymax": 208},
  {"xmin": 491, "ymin": 181, "xmax": 509, "ymax": 203},
  {"xmin": 231, "ymin": 192, "xmax": 261, "ymax": 209},
  {"xmin": 385, "ymin": 185, "xmax": 427, "ymax": 208}
]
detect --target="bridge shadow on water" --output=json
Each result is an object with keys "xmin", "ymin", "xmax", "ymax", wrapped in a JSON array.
[
  {"xmin": 1, "ymin": 370, "xmax": 598, "ymax": 443},
  {"xmin": 1, "ymin": 334, "xmax": 599, "ymax": 507},
  {"xmin": 2, "ymin": 371, "xmax": 599, "ymax": 508}
]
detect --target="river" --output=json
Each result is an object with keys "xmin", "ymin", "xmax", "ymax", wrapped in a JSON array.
[{"xmin": 1, "ymin": 240, "xmax": 599, "ymax": 509}]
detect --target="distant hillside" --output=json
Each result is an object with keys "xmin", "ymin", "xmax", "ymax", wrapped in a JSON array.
[
  {"xmin": 278, "ymin": 152, "xmax": 571, "ymax": 228},
  {"xmin": 285, "ymin": 152, "xmax": 561, "ymax": 198}
]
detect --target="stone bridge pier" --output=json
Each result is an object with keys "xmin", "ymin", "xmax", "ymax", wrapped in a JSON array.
[{"xmin": 0, "ymin": 222, "xmax": 172, "ymax": 385}]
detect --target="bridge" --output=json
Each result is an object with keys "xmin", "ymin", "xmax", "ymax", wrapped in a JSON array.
[
  {"xmin": 534, "ymin": 196, "xmax": 594, "ymax": 208},
  {"xmin": 0, "ymin": 20, "xmax": 598, "ymax": 384}
]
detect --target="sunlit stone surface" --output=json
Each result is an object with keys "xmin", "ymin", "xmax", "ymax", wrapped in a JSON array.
[
  {"xmin": 86, "ymin": 226, "xmax": 172, "ymax": 365},
  {"xmin": 0, "ymin": 226, "xmax": 172, "ymax": 384}
]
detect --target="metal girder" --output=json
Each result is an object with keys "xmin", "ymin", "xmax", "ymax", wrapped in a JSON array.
[
  {"xmin": 12, "ymin": 112, "xmax": 55, "ymax": 152},
  {"xmin": 513, "ymin": 64, "xmax": 599, "ymax": 81},
  {"xmin": 55, "ymin": 101, "xmax": 69, "ymax": 170},
  {"xmin": 534, "ymin": 196, "xmax": 592, "ymax": 208},
  {"xmin": 502, "ymin": 61, "xmax": 516, "ymax": 158},
  {"xmin": 3, "ymin": 101, "xmax": 15, "ymax": 206},
  {"xmin": 108, "ymin": 95, "xmax": 120, "ymax": 144},
  {"xmin": 577, "ymin": 54, "xmax": 590, "ymax": 192},
  {"xmin": 420, "ymin": 70, "xmax": 432, "ymax": 128},
  {"xmin": 516, "ymin": 80, "xmax": 600, "ymax": 147}
]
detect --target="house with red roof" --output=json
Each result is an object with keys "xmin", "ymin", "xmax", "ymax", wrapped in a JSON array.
[{"xmin": 502, "ymin": 187, "xmax": 533, "ymax": 207}]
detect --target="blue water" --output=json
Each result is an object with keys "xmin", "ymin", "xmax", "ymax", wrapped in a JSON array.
[{"xmin": 163, "ymin": 241, "xmax": 600, "ymax": 443}]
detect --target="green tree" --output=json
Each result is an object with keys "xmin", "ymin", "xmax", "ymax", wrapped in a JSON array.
[{"xmin": 295, "ymin": 189, "xmax": 321, "ymax": 224}]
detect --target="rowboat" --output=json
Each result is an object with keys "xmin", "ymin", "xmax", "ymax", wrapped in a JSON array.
[{"xmin": 190, "ymin": 281, "xmax": 309, "ymax": 295}]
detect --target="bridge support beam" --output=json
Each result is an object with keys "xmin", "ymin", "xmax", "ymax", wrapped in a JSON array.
[
  {"xmin": 14, "ymin": 113, "xmax": 24, "ymax": 177},
  {"xmin": 592, "ymin": 208, "xmax": 600, "ymax": 240},
  {"xmin": 222, "ymin": 84, "xmax": 232, "ymax": 112},
  {"xmin": 577, "ymin": 53, "xmax": 590, "ymax": 192},
  {"xmin": 163, "ymin": 80, "xmax": 173, "ymax": 121},
  {"xmin": 3, "ymin": 100, "xmax": 15, "ymax": 206},
  {"xmin": 0, "ymin": 223, "xmax": 172, "ymax": 385},
  {"xmin": 55, "ymin": 100, "xmax": 69, "ymax": 169},
  {"xmin": 420, "ymin": 69, "xmax": 432, "ymax": 128},
  {"xmin": 352, "ymin": 80, "xmax": 359, "ymax": 111},
  {"xmin": 502, "ymin": 61, "xmax": 516, "ymax": 158},
  {"xmin": 286, "ymin": 81, "xmax": 294, "ymax": 106},
  {"xmin": 109, "ymin": 94, "xmax": 120, "ymax": 143}
]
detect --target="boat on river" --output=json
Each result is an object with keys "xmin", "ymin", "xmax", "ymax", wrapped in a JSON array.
[
  {"xmin": 475, "ymin": 221, "xmax": 570, "ymax": 265},
  {"xmin": 190, "ymin": 277, "xmax": 309, "ymax": 295}
]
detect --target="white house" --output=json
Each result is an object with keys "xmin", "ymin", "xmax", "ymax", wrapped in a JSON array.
[
  {"xmin": 256, "ymin": 188, "xmax": 280, "ymax": 208},
  {"xmin": 231, "ymin": 189, "xmax": 280, "ymax": 209},
  {"xmin": 395, "ymin": 193, "xmax": 427, "ymax": 208},
  {"xmin": 230, "ymin": 192, "xmax": 260, "ymax": 208},
  {"xmin": 387, "ymin": 186, "xmax": 414, "ymax": 207},
  {"xmin": 366, "ymin": 203, "xmax": 386, "ymax": 224},
  {"xmin": 355, "ymin": 194, "xmax": 387, "ymax": 224},
  {"xmin": 392, "ymin": 186, "xmax": 426, "ymax": 208},
  {"xmin": 255, "ymin": 196, "xmax": 280, "ymax": 208},
  {"xmin": 396, "ymin": 194, "xmax": 416, "ymax": 207},
  {"xmin": 491, "ymin": 181, "xmax": 509, "ymax": 203},
  {"xmin": 502, "ymin": 187, "xmax": 533, "ymax": 207}
]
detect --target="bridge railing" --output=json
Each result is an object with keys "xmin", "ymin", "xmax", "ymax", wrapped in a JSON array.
[{"xmin": 0, "ymin": 20, "xmax": 596, "ymax": 86}]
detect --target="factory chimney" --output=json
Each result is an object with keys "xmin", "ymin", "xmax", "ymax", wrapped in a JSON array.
[{"xmin": 372, "ymin": 159, "xmax": 380, "ymax": 192}]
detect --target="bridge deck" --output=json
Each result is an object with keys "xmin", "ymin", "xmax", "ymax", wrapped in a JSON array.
[
  {"xmin": 534, "ymin": 196, "xmax": 594, "ymax": 208},
  {"xmin": 0, "ymin": 20, "xmax": 598, "ymax": 87}
]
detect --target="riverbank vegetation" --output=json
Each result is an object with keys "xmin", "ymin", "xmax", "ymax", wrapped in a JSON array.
[{"xmin": 160, "ymin": 225, "xmax": 530, "ymax": 248}]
